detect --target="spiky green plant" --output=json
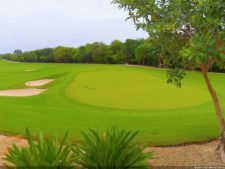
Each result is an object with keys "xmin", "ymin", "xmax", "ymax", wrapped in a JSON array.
[
  {"xmin": 4, "ymin": 128, "xmax": 74, "ymax": 169},
  {"xmin": 72, "ymin": 126, "xmax": 152, "ymax": 169}
]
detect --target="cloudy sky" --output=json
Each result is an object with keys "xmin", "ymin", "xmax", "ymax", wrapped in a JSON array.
[{"xmin": 0, "ymin": 0, "xmax": 148, "ymax": 54}]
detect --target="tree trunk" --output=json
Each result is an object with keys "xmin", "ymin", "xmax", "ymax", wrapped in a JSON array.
[
  {"xmin": 200, "ymin": 63, "xmax": 225, "ymax": 162},
  {"xmin": 125, "ymin": 56, "xmax": 128, "ymax": 64},
  {"xmin": 158, "ymin": 54, "xmax": 162, "ymax": 68},
  {"xmin": 142, "ymin": 59, "xmax": 145, "ymax": 65}
]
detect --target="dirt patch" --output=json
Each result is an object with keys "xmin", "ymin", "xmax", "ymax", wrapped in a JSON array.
[
  {"xmin": 0, "ymin": 88, "xmax": 47, "ymax": 97},
  {"xmin": 145, "ymin": 140, "xmax": 224, "ymax": 167},
  {"xmin": 0, "ymin": 135, "xmax": 27, "ymax": 166},
  {"xmin": 25, "ymin": 79, "xmax": 54, "ymax": 87}
]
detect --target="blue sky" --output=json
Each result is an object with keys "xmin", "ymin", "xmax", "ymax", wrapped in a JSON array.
[{"xmin": 0, "ymin": 0, "xmax": 148, "ymax": 54}]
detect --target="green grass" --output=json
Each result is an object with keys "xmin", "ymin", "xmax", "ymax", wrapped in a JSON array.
[
  {"xmin": 0, "ymin": 60, "xmax": 225, "ymax": 146},
  {"xmin": 67, "ymin": 70, "xmax": 210, "ymax": 109}
]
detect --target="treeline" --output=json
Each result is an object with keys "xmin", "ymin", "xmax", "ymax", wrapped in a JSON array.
[
  {"xmin": 0, "ymin": 38, "xmax": 224, "ymax": 73},
  {"xmin": 0, "ymin": 39, "xmax": 161, "ymax": 66}
]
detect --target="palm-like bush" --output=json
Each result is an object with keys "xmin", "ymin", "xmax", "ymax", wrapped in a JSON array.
[
  {"xmin": 72, "ymin": 126, "xmax": 152, "ymax": 169},
  {"xmin": 4, "ymin": 128, "xmax": 73, "ymax": 169}
]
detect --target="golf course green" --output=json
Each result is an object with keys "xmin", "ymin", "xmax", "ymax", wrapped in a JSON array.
[{"xmin": 0, "ymin": 60, "xmax": 225, "ymax": 146}]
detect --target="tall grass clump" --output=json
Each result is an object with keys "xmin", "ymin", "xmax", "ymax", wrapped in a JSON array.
[
  {"xmin": 72, "ymin": 126, "xmax": 152, "ymax": 169},
  {"xmin": 4, "ymin": 128, "xmax": 73, "ymax": 169}
]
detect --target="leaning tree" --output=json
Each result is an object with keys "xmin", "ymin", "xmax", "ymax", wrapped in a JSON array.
[{"xmin": 112, "ymin": 0, "xmax": 225, "ymax": 161}]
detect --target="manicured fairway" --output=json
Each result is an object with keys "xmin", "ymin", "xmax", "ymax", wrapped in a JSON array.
[{"xmin": 0, "ymin": 60, "xmax": 225, "ymax": 146}]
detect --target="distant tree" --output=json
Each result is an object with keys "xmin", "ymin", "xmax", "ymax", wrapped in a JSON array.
[
  {"xmin": 113, "ymin": 0, "xmax": 225, "ymax": 161},
  {"xmin": 37, "ymin": 48, "xmax": 55, "ymax": 62},
  {"xmin": 39, "ymin": 55, "xmax": 48, "ymax": 62},
  {"xmin": 122, "ymin": 39, "xmax": 143, "ymax": 64},
  {"xmin": 135, "ymin": 44, "xmax": 149, "ymax": 65},
  {"xmin": 13, "ymin": 49, "xmax": 22, "ymax": 55},
  {"xmin": 90, "ymin": 42, "xmax": 108, "ymax": 63},
  {"xmin": 82, "ymin": 45, "xmax": 93, "ymax": 63},
  {"xmin": 1, "ymin": 53, "xmax": 15, "ymax": 60},
  {"xmin": 53, "ymin": 46, "xmax": 74, "ymax": 63},
  {"xmin": 135, "ymin": 43, "xmax": 159, "ymax": 66},
  {"xmin": 19, "ymin": 51, "xmax": 37, "ymax": 62},
  {"xmin": 71, "ymin": 48, "xmax": 80, "ymax": 63},
  {"xmin": 110, "ymin": 40, "xmax": 123, "ymax": 54},
  {"xmin": 109, "ymin": 40, "xmax": 123, "ymax": 63}
]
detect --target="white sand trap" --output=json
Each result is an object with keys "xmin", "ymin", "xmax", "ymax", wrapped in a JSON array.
[
  {"xmin": 25, "ymin": 79, "xmax": 54, "ymax": 87},
  {"xmin": 0, "ymin": 88, "xmax": 47, "ymax": 97}
]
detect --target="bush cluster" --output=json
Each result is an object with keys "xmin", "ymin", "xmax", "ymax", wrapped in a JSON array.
[{"xmin": 4, "ymin": 127, "xmax": 152, "ymax": 169}]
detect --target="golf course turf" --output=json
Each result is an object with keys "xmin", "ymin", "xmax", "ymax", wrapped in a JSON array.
[{"xmin": 0, "ymin": 60, "xmax": 225, "ymax": 146}]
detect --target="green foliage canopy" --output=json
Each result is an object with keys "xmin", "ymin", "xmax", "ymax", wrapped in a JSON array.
[{"xmin": 112, "ymin": 0, "xmax": 225, "ymax": 86}]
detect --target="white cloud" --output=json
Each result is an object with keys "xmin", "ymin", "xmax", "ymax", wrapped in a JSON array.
[{"xmin": 0, "ymin": 0, "xmax": 148, "ymax": 53}]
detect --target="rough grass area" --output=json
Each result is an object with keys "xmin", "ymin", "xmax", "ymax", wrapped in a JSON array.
[{"xmin": 0, "ymin": 60, "xmax": 225, "ymax": 146}]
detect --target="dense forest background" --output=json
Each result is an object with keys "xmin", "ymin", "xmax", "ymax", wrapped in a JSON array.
[{"xmin": 0, "ymin": 38, "xmax": 224, "ymax": 73}]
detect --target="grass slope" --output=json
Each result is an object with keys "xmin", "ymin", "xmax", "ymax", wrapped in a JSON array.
[{"xmin": 0, "ymin": 60, "xmax": 225, "ymax": 146}]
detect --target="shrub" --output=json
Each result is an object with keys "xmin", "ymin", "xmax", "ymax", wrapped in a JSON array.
[
  {"xmin": 4, "ymin": 128, "xmax": 73, "ymax": 169},
  {"xmin": 72, "ymin": 126, "xmax": 152, "ymax": 169}
]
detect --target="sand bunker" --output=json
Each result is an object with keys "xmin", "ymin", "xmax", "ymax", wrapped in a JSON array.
[
  {"xmin": 0, "ymin": 88, "xmax": 47, "ymax": 97},
  {"xmin": 0, "ymin": 79, "xmax": 52, "ymax": 97},
  {"xmin": 25, "ymin": 79, "xmax": 54, "ymax": 87}
]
